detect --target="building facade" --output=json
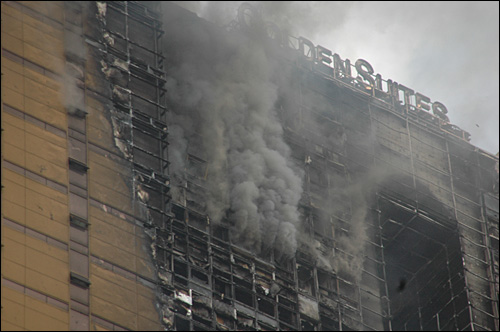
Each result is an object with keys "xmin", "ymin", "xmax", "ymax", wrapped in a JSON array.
[{"xmin": 1, "ymin": 1, "xmax": 498, "ymax": 331}]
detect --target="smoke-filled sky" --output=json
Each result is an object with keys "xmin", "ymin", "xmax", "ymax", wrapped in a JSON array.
[{"xmin": 174, "ymin": 1, "xmax": 499, "ymax": 155}]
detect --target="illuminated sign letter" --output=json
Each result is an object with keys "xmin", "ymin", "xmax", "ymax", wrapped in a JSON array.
[
  {"xmin": 355, "ymin": 59, "xmax": 375, "ymax": 88},
  {"xmin": 333, "ymin": 54, "xmax": 351, "ymax": 79},
  {"xmin": 398, "ymin": 84, "xmax": 414, "ymax": 106},
  {"xmin": 432, "ymin": 102, "xmax": 450, "ymax": 122},
  {"xmin": 237, "ymin": 3, "xmax": 262, "ymax": 32},
  {"xmin": 299, "ymin": 37, "xmax": 316, "ymax": 61},
  {"xmin": 415, "ymin": 93, "xmax": 431, "ymax": 111},
  {"xmin": 316, "ymin": 45, "xmax": 332, "ymax": 65}
]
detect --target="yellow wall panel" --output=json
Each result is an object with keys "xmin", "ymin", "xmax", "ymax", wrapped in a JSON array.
[
  {"xmin": 26, "ymin": 247, "xmax": 68, "ymax": 283},
  {"xmin": 3, "ymin": 122, "xmax": 25, "ymax": 149},
  {"xmin": 23, "ymin": 23, "xmax": 63, "ymax": 58},
  {"xmin": 25, "ymin": 209, "xmax": 68, "ymax": 243},
  {"xmin": 24, "ymin": 67, "xmax": 61, "ymax": 92},
  {"xmin": 89, "ymin": 182, "xmax": 134, "ymax": 215},
  {"xmin": 25, "ymin": 97, "xmax": 67, "ymax": 130},
  {"xmin": 90, "ymin": 217, "xmax": 136, "ymax": 255},
  {"xmin": 89, "ymin": 150, "xmax": 131, "ymax": 177},
  {"xmin": 89, "ymin": 161, "xmax": 131, "ymax": 199},
  {"xmin": 2, "ymin": 200, "xmax": 26, "ymax": 225},
  {"xmin": 91, "ymin": 264, "xmax": 137, "ymax": 293},
  {"xmin": 2, "ymin": 143, "xmax": 26, "ymax": 168},
  {"xmin": 24, "ymin": 74, "xmax": 63, "ymax": 111},
  {"xmin": 3, "ymin": 237, "xmax": 26, "ymax": 266},
  {"xmin": 1, "ymin": 2, "xmax": 23, "ymax": 21},
  {"xmin": 1, "ymin": 12, "xmax": 23, "ymax": 39},
  {"xmin": 91, "ymin": 297, "xmax": 137, "ymax": 331},
  {"xmin": 90, "ymin": 237, "xmax": 136, "ymax": 272},
  {"xmin": 0, "ymin": 320, "xmax": 24, "ymax": 331},
  {"xmin": 25, "ymin": 178, "xmax": 67, "ymax": 205},
  {"xmin": 92, "ymin": 323, "xmax": 111, "ymax": 331},
  {"xmin": 3, "ymin": 111, "xmax": 26, "ymax": 129},
  {"xmin": 3, "ymin": 168, "xmax": 26, "ymax": 186},
  {"xmin": 25, "ymin": 152, "xmax": 67, "ymax": 184},
  {"xmin": 25, "ymin": 188, "xmax": 68, "ymax": 224},
  {"xmin": 24, "ymin": 43, "xmax": 63, "ymax": 74},
  {"xmin": 25, "ymin": 308, "xmax": 68, "ymax": 331},
  {"xmin": 25, "ymin": 133, "xmax": 67, "ymax": 167},
  {"xmin": 135, "ymin": 255, "xmax": 156, "ymax": 280},
  {"xmin": 25, "ymin": 269, "xmax": 68, "ymax": 301},
  {"xmin": 137, "ymin": 316, "xmax": 162, "ymax": 331},
  {"xmin": 137, "ymin": 289, "xmax": 159, "ymax": 322},
  {"xmin": 3, "ymin": 178, "xmax": 26, "ymax": 207},
  {"xmin": 87, "ymin": 125, "xmax": 116, "ymax": 152},
  {"xmin": 2, "ymin": 66, "xmax": 24, "ymax": 94},
  {"xmin": 25, "ymin": 296, "xmax": 68, "ymax": 324},
  {"xmin": 1, "ymin": 57, "xmax": 24, "ymax": 75},
  {"xmin": 89, "ymin": 206, "xmax": 135, "ymax": 235},
  {"xmin": 1, "ymin": 298, "xmax": 25, "ymax": 328},
  {"xmin": 1, "ymin": 32, "xmax": 24, "ymax": 56},
  {"xmin": 26, "ymin": 122, "xmax": 66, "ymax": 148},
  {"xmin": 91, "ymin": 275, "xmax": 137, "ymax": 313},
  {"xmin": 19, "ymin": 1, "xmax": 64, "ymax": 23},
  {"xmin": 3, "ymin": 225, "xmax": 26, "ymax": 245},
  {"xmin": 2, "ymin": 286, "xmax": 25, "ymax": 305},
  {"xmin": 22, "ymin": 12, "xmax": 63, "ymax": 39},
  {"xmin": 2, "ymin": 259, "xmax": 26, "ymax": 285},
  {"xmin": 1, "ymin": 87, "xmax": 25, "ymax": 112},
  {"xmin": 25, "ymin": 236, "xmax": 68, "ymax": 262}
]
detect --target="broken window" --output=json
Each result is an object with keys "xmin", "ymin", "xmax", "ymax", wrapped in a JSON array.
[
  {"xmin": 235, "ymin": 287, "xmax": 253, "ymax": 307},
  {"xmin": 318, "ymin": 270, "xmax": 336, "ymax": 293},
  {"xmin": 321, "ymin": 314, "xmax": 339, "ymax": 331},
  {"xmin": 232, "ymin": 257, "xmax": 252, "ymax": 279},
  {"xmin": 191, "ymin": 268, "xmax": 209, "ymax": 287},
  {"xmin": 257, "ymin": 296, "xmax": 275, "ymax": 317},
  {"xmin": 215, "ymin": 312, "xmax": 234, "ymax": 329},
  {"xmin": 236, "ymin": 312, "xmax": 255, "ymax": 330},
  {"xmin": 301, "ymin": 319, "xmax": 316, "ymax": 331},
  {"xmin": 187, "ymin": 154, "xmax": 207, "ymax": 179},
  {"xmin": 278, "ymin": 305, "xmax": 297, "ymax": 327},
  {"xmin": 212, "ymin": 224, "xmax": 229, "ymax": 242},
  {"xmin": 213, "ymin": 276, "xmax": 232, "ymax": 300},
  {"xmin": 173, "ymin": 233, "xmax": 187, "ymax": 254},
  {"xmin": 175, "ymin": 315, "xmax": 190, "ymax": 331},
  {"xmin": 188, "ymin": 212, "xmax": 207, "ymax": 231},
  {"xmin": 297, "ymin": 264, "xmax": 316, "ymax": 297}
]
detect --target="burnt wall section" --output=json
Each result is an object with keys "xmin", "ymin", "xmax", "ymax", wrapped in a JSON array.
[
  {"xmin": 81, "ymin": 1, "xmax": 169, "ymax": 330},
  {"xmin": 156, "ymin": 2, "xmax": 498, "ymax": 331}
]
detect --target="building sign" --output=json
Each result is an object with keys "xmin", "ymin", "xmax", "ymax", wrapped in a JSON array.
[{"xmin": 237, "ymin": 3, "xmax": 451, "ymax": 123}]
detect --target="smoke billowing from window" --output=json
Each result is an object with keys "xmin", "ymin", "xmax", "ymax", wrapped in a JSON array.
[{"xmin": 163, "ymin": 5, "xmax": 303, "ymax": 258}]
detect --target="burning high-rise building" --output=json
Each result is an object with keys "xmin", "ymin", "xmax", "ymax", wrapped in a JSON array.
[{"xmin": 1, "ymin": 2, "xmax": 498, "ymax": 331}]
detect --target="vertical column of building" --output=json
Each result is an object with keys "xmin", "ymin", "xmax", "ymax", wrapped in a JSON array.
[
  {"xmin": 82, "ymin": 1, "xmax": 168, "ymax": 330},
  {"xmin": 63, "ymin": 2, "xmax": 92, "ymax": 330},
  {"xmin": 1, "ymin": 2, "xmax": 70, "ymax": 330},
  {"xmin": 446, "ymin": 140, "xmax": 498, "ymax": 330},
  {"xmin": 475, "ymin": 150, "xmax": 499, "ymax": 330}
]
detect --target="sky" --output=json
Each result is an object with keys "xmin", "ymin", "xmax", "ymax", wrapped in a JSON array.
[{"xmin": 174, "ymin": 1, "xmax": 499, "ymax": 155}]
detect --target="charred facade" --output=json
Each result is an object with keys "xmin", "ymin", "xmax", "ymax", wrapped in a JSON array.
[
  {"xmin": 87, "ymin": 1, "xmax": 500, "ymax": 331},
  {"xmin": 151, "ymin": 3, "xmax": 499, "ymax": 331},
  {"xmin": 1, "ymin": 1, "xmax": 498, "ymax": 331}
]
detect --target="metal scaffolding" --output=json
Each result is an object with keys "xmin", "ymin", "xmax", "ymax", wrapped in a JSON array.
[{"xmin": 89, "ymin": 2, "xmax": 499, "ymax": 330}]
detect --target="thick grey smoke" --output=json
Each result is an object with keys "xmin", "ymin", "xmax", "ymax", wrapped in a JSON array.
[
  {"xmin": 163, "ymin": 6, "xmax": 303, "ymax": 257},
  {"xmin": 176, "ymin": 1, "xmax": 499, "ymax": 154}
]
